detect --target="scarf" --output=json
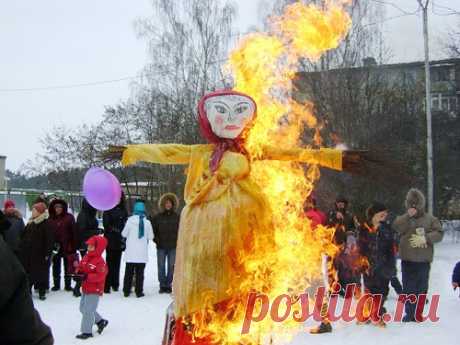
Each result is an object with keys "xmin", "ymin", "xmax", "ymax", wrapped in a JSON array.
[
  {"xmin": 197, "ymin": 90, "xmax": 256, "ymax": 173},
  {"xmin": 209, "ymin": 138, "xmax": 248, "ymax": 173},
  {"xmin": 133, "ymin": 202, "xmax": 146, "ymax": 239},
  {"xmin": 30, "ymin": 211, "xmax": 49, "ymax": 225}
]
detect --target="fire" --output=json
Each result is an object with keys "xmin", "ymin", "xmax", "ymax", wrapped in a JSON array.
[{"xmin": 192, "ymin": 2, "xmax": 352, "ymax": 344}]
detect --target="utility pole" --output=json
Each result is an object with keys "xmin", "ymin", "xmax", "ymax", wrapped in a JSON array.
[{"xmin": 417, "ymin": 0, "xmax": 434, "ymax": 214}]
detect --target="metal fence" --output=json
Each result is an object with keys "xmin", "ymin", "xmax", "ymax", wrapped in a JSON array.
[
  {"xmin": 442, "ymin": 220, "xmax": 460, "ymax": 243},
  {"xmin": 1, "ymin": 189, "xmax": 147, "ymax": 218},
  {"xmin": 0, "ymin": 190, "xmax": 84, "ymax": 216}
]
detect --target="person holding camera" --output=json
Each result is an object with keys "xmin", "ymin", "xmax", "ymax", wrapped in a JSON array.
[{"xmin": 393, "ymin": 188, "xmax": 443, "ymax": 322}]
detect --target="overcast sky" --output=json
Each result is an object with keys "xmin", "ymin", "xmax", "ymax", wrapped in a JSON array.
[{"xmin": 1, "ymin": 0, "xmax": 459, "ymax": 171}]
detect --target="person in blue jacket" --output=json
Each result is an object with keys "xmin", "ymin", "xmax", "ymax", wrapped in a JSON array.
[{"xmin": 452, "ymin": 261, "xmax": 460, "ymax": 294}]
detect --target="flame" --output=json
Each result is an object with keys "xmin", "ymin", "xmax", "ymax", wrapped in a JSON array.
[{"xmin": 192, "ymin": 2, "xmax": 352, "ymax": 344}]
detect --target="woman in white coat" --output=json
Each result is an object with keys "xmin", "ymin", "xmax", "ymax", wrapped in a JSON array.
[{"xmin": 122, "ymin": 200, "xmax": 153, "ymax": 297}]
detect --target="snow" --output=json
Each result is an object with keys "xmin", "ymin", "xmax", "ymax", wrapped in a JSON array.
[{"xmin": 34, "ymin": 238, "xmax": 460, "ymax": 345}]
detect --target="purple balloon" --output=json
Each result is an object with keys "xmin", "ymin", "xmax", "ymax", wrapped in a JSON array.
[{"xmin": 83, "ymin": 167, "xmax": 122, "ymax": 211}]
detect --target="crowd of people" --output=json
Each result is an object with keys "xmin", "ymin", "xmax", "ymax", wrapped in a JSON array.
[
  {"xmin": 305, "ymin": 188, "xmax": 444, "ymax": 333},
  {"xmin": 0, "ymin": 192, "xmax": 181, "ymax": 341},
  {"xmin": 0, "ymin": 186, "xmax": 453, "ymax": 342},
  {"xmin": 0, "ymin": 193, "xmax": 181, "ymax": 299}
]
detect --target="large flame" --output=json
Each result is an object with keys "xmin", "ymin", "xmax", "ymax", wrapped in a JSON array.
[{"xmin": 193, "ymin": 2, "xmax": 352, "ymax": 344}]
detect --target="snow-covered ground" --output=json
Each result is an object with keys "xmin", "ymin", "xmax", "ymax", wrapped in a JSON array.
[{"xmin": 35, "ymin": 238, "xmax": 460, "ymax": 345}]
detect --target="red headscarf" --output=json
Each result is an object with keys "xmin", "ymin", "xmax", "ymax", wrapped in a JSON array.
[
  {"xmin": 198, "ymin": 89, "xmax": 257, "ymax": 173},
  {"xmin": 3, "ymin": 199, "xmax": 15, "ymax": 210}
]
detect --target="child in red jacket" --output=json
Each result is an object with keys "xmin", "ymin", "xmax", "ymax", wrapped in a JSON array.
[{"xmin": 75, "ymin": 235, "xmax": 109, "ymax": 340}]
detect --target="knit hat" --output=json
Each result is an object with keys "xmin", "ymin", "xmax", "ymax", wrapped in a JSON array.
[
  {"xmin": 33, "ymin": 202, "xmax": 47, "ymax": 214},
  {"xmin": 4, "ymin": 199, "xmax": 15, "ymax": 210},
  {"xmin": 336, "ymin": 195, "xmax": 348, "ymax": 204},
  {"xmin": 366, "ymin": 202, "xmax": 388, "ymax": 220}
]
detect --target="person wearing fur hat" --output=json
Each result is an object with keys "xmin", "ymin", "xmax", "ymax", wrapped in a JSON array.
[
  {"xmin": 122, "ymin": 200, "xmax": 154, "ymax": 298},
  {"xmin": 151, "ymin": 193, "xmax": 180, "ymax": 294},
  {"xmin": 393, "ymin": 188, "xmax": 443, "ymax": 322},
  {"xmin": 48, "ymin": 198, "xmax": 77, "ymax": 291},
  {"xmin": 18, "ymin": 202, "xmax": 55, "ymax": 300},
  {"xmin": 358, "ymin": 202, "xmax": 396, "ymax": 327},
  {"xmin": 2, "ymin": 199, "xmax": 25, "ymax": 256}
]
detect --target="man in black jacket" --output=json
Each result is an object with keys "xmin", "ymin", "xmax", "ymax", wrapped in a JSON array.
[
  {"xmin": 103, "ymin": 194, "xmax": 128, "ymax": 293},
  {"xmin": 151, "ymin": 193, "xmax": 180, "ymax": 294},
  {"xmin": 0, "ymin": 212, "xmax": 54, "ymax": 345},
  {"xmin": 327, "ymin": 196, "xmax": 356, "ymax": 244}
]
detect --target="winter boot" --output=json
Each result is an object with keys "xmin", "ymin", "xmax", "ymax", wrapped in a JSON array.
[
  {"xmin": 136, "ymin": 292, "xmax": 145, "ymax": 298},
  {"xmin": 96, "ymin": 319, "xmax": 109, "ymax": 334},
  {"xmin": 64, "ymin": 277, "xmax": 72, "ymax": 291},
  {"xmin": 159, "ymin": 287, "xmax": 167, "ymax": 294},
  {"xmin": 309, "ymin": 322, "xmax": 332, "ymax": 334},
  {"xmin": 76, "ymin": 333, "xmax": 93, "ymax": 340},
  {"xmin": 38, "ymin": 289, "xmax": 47, "ymax": 300},
  {"xmin": 51, "ymin": 281, "xmax": 60, "ymax": 291},
  {"xmin": 375, "ymin": 319, "xmax": 387, "ymax": 328},
  {"xmin": 402, "ymin": 315, "xmax": 416, "ymax": 322},
  {"xmin": 356, "ymin": 319, "xmax": 372, "ymax": 325}
]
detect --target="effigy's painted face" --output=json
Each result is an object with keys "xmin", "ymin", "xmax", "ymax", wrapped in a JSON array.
[{"xmin": 204, "ymin": 94, "xmax": 256, "ymax": 139}]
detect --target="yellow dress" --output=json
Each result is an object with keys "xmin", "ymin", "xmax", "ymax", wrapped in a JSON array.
[{"xmin": 122, "ymin": 144, "xmax": 342, "ymax": 316}]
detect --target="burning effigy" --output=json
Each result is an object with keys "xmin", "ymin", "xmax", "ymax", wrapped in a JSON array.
[{"xmin": 107, "ymin": 1, "xmax": 367, "ymax": 345}]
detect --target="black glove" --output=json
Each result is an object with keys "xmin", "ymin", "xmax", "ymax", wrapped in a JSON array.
[
  {"xmin": 72, "ymin": 273, "xmax": 87, "ymax": 283},
  {"xmin": 52, "ymin": 242, "xmax": 61, "ymax": 256},
  {"xmin": 120, "ymin": 238, "xmax": 127, "ymax": 251}
]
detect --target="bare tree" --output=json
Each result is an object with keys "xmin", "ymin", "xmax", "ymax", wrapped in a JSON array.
[
  {"xmin": 123, "ymin": 0, "xmax": 236, "ymax": 204},
  {"xmin": 444, "ymin": 22, "xmax": 460, "ymax": 57},
  {"xmin": 257, "ymin": 0, "xmax": 426, "ymax": 214},
  {"xmin": 27, "ymin": 0, "xmax": 236, "ymax": 209}
]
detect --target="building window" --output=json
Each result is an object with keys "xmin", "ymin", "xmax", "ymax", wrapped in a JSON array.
[
  {"xmin": 431, "ymin": 94, "xmax": 441, "ymax": 110},
  {"xmin": 442, "ymin": 97, "xmax": 449, "ymax": 111},
  {"xmin": 450, "ymin": 97, "xmax": 457, "ymax": 112},
  {"xmin": 431, "ymin": 94, "xmax": 458, "ymax": 113},
  {"xmin": 432, "ymin": 67, "xmax": 454, "ymax": 82},
  {"xmin": 450, "ymin": 67, "xmax": 456, "ymax": 81}
]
